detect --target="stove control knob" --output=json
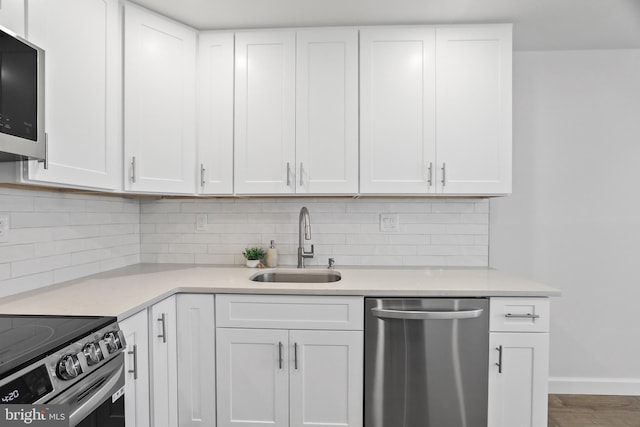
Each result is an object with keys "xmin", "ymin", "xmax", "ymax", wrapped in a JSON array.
[
  {"xmin": 103, "ymin": 332, "xmax": 122, "ymax": 353},
  {"xmin": 57, "ymin": 354, "xmax": 81, "ymax": 380},
  {"xmin": 83, "ymin": 342, "xmax": 103, "ymax": 365}
]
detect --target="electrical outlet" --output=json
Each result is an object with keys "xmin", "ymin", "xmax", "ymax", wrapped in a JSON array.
[
  {"xmin": 0, "ymin": 216, "xmax": 8, "ymax": 243},
  {"xmin": 380, "ymin": 214, "xmax": 400, "ymax": 232},
  {"xmin": 196, "ymin": 214, "xmax": 208, "ymax": 232}
]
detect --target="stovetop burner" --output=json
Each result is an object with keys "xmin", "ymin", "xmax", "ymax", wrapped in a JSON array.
[{"xmin": 0, "ymin": 315, "xmax": 116, "ymax": 378}]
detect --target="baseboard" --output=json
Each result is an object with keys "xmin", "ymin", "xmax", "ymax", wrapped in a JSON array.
[{"xmin": 549, "ymin": 377, "xmax": 640, "ymax": 395}]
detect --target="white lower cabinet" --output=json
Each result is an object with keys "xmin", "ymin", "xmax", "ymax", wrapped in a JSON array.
[
  {"xmin": 216, "ymin": 295, "xmax": 364, "ymax": 427},
  {"xmin": 119, "ymin": 309, "xmax": 150, "ymax": 427},
  {"xmin": 176, "ymin": 294, "xmax": 216, "ymax": 427},
  {"xmin": 488, "ymin": 298, "xmax": 550, "ymax": 427}
]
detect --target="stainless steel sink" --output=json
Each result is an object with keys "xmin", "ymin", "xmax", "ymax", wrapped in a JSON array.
[{"xmin": 250, "ymin": 270, "xmax": 341, "ymax": 283}]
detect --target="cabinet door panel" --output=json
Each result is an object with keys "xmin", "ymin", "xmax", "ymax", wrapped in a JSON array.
[
  {"xmin": 198, "ymin": 32, "xmax": 234, "ymax": 194},
  {"xmin": 488, "ymin": 333, "xmax": 549, "ymax": 427},
  {"xmin": 120, "ymin": 310, "xmax": 150, "ymax": 427},
  {"xmin": 360, "ymin": 28, "xmax": 436, "ymax": 194},
  {"xmin": 436, "ymin": 25, "xmax": 512, "ymax": 194},
  {"xmin": 124, "ymin": 4, "xmax": 196, "ymax": 194},
  {"xmin": 216, "ymin": 328, "xmax": 289, "ymax": 427},
  {"xmin": 296, "ymin": 29, "xmax": 358, "ymax": 194},
  {"xmin": 25, "ymin": 0, "xmax": 120, "ymax": 190},
  {"xmin": 234, "ymin": 31, "xmax": 295, "ymax": 194},
  {"xmin": 177, "ymin": 294, "xmax": 216, "ymax": 427},
  {"xmin": 150, "ymin": 296, "xmax": 178, "ymax": 427},
  {"xmin": 289, "ymin": 330, "xmax": 363, "ymax": 427}
]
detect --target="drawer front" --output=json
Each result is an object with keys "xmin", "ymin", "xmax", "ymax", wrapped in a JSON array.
[
  {"xmin": 490, "ymin": 297, "xmax": 550, "ymax": 332},
  {"xmin": 215, "ymin": 294, "xmax": 364, "ymax": 330}
]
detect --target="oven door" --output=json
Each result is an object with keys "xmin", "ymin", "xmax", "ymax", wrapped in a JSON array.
[{"xmin": 48, "ymin": 353, "xmax": 125, "ymax": 427}]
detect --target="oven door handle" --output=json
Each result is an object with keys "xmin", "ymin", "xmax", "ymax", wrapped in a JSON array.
[{"xmin": 48, "ymin": 353, "xmax": 125, "ymax": 427}]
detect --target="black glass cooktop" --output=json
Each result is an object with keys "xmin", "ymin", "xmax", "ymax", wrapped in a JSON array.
[{"xmin": 0, "ymin": 315, "xmax": 115, "ymax": 378}]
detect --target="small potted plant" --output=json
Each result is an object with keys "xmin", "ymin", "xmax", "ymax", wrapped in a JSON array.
[{"xmin": 242, "ymin": 247, "xmax": 266, "ymax": 268}]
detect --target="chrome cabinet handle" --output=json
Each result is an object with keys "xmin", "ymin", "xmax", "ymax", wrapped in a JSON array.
[
  {"xmin": 130, "ymin": 157, "xmax": 136, "ymax": 183},
  {"xmin": 505, "ymin": 313, "xmax": 540, "ymax": 319},
  {"xmin": 299, "ymin": 162, "xmax": 304, "ymax": 187},
  {"xmin": 200, "ymin": 164, "xmax": 206, "ymax": 187},
  {"xmin": 427, "ymin": 162, "xmax": 433, "ymax": 187},
  {"xmin": 294, "ymin": 342, "xmax": 299, "ymax": 370},
  {"xmin": 371, "ymin": 307, "xmax": 483, "ymax": 320},
  {"xmin": 496, "ymin": 345, "xmax": 503, "ymax": 373},
  {"xmin": 441, "ymin": 163, "xmax": 446, "ymax": 186},
  {"xmin": 128, "ymin": 344, "xmax": 138, "ymax": 380},
  {"xmin": 157, "ymin": 313, "xmax": 166, "ymax": 343},
  {"xmin": 286, "ymin": 163, "xmax": 291, "ymax": 187},
  {"xmin": 278, "ymin": 341, "xmax": 283, "ymax": 370}
]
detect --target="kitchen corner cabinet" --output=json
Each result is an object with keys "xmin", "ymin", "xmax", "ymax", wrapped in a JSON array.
[
  {"xmin": 119, "ymin": 309, "xmax": 151, "ymax": 427},
  {"xmin": 197, "ymin": 33, "xmax": 234, "ymax": 195},
  {"xmin": 488, "ymin": 298, "xmax": 550, "ymax": 427},
  {"xmin": 234, "ymin": 29, "xmax": 358, "ymax": 195},
  {"xmin": 22, "ymin": 0, "xmax": 121, "ymax": 190},
  {"xmin": 215, "ymin": 295, "xmax": 364, "ymax": 427},
  {"xmin": 360, "ymin": 24, "xmax": 512, "ymax": 195},
  {"xmin": 124, "ymin": 4, "xmax": 197, "ymax": 194}
]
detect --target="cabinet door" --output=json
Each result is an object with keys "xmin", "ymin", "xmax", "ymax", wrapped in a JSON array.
[
  {"xmin": 119, "ymin": 310, "xmax": 150, "ymax": 427},
  {"xmin": 150, "ymin": 295, "xmax": 178, "ymax": 427},
  {"xmin": 289, "ymin": 330, "xmax": 363, "ymax": 427},
  {"xmin": 488, "ymin": 333, "xmax": 549, "ymax": 427},
  {"xmin": 296, "ymin": 29, "xmax": 358, "ymax": 194},
  {"xmin": 177, "ymin": 294, "xmax": 216, "ymax": 427},
  {"xmin": 25, "ymin": 0, "xmax": 121, "ymax": 190},
  {"xmin": 198, "ymin": 32, "xmax": 234, "ymax": 195},
  {"xmin": 0, "ymin": 0, "xmax": 25, "ymax": 35},
  {"xmin": 360, "ymin": 27, "xmax": 436, "ymax": 194},
  {"xmin": 124, "ymin": 4, "xmax": 196, "ymax": 194},
  {"xmin": 234, "ymin": 31, "xmax": 295, "ymax": 194},
  {"xmin": 435, "ymin": 25, "xmax": 512, "ymax": 194},
  {"xmin": 216, "ymin": 328, "xmax": 289, "ymax": 427}
]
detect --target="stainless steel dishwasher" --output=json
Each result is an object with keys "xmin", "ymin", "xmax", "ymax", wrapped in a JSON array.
[{"xmin": 364, "ymin": 298, "xmax": 489, "ymax": 427}]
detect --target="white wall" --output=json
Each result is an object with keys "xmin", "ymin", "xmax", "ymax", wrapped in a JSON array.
[
  {"xmin": 140, "ymin": 198, "xmax": 489, "ymax": 267},
  {"xmin": 0, "ymin": 187, "xmax": 141, "ymax": 297},
  {"xmin": 490, "ymin": 49, "xmax": 640, "ymax": 394}
]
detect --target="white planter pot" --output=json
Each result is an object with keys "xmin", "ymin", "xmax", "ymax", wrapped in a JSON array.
[{"xmin": 245, "ymin": 259, "xmax": 260, "ymax": 268}]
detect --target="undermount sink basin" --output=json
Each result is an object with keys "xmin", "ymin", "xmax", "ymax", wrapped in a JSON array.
[{"xmin": 250, "ymin": 270, "xmax": 341, "ymax": 283}]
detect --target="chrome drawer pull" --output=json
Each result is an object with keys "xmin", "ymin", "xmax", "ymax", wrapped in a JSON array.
[
  {"xmin": 496, "ymin": 345, "xmax": 503, "ymax": 374},
  {"xmin": 128, "ymin": 344, "xmax": 138, "ymax": 380},
  {"xmin": 505, "ymin": 313, "xmax": 540, "ymax": 319}
]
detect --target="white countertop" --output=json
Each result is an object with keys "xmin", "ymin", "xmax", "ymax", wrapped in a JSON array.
[{"xmin": 0, "ymin": 264, "xmax": 560, "ymax": 320}]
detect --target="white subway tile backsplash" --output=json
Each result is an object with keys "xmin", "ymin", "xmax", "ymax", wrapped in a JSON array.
[
  {"xmin": 0, "ymin": 188, "xmax": 141, "ymax": 298},
  {"xmin": 139, "ymin": 198, "xmax": 489, "ymax": 267}
]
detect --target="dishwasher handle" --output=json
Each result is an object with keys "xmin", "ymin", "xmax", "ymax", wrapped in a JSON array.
[{"xmin": 371, "ymin": 307, "xmax": 484, "ymax": 320}]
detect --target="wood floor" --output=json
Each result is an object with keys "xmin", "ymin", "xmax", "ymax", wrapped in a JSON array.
[{"xmin": 548, "ymin": 394, "xmax": 640, "ymax": 427}]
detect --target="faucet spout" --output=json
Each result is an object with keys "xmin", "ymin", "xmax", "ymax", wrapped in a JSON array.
[{"xmin": 298, "ymin": 207, "xmax": 314, "ymax": 268}]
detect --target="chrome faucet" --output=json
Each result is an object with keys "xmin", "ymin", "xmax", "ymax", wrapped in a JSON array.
[{"xmin": 297, "ymin": 206, "xmax": 314, "ymax": 268}]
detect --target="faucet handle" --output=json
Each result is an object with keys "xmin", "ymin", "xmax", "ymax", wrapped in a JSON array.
[{"xmin": 303, "ymin": 244, "xmax": 315, "ymax": 257}]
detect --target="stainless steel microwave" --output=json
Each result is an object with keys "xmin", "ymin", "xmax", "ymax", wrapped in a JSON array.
[{"xmin": 0, "ymin": 25, "xmax": 46, "ymax": 162}]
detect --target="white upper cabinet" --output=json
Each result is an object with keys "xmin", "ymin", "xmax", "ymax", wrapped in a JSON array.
[
  {"xmin": 198, "ymin": 32, "xmax": 234, "ymax": 194},
  {"xmin": 234, "ymin": 30, "xmax": 296, "ymax": 194},
  {"xmin": 124, "ymin": 4, "xmax": 196, "ymax": 194},
  {"xmin": 295, "ymin": 28, "xmax": 358, "ymax": 194},
  {"xmin": 0, "ymin": 0, "xmax": 25, "ymax": 35},
  {"xmin": 23, "ymin": 0, "xmax": 121, "ymax": 190},
  {"xmin": 360, "ymin": 27, "xmax": 437, "ymax": 194},
  {"xmin": 360, "ymin": 25, "xmax": 512, "ymax": 195},
  {"xmin": 234, "ymin": 29, "xmax": 358, "ymax": 195},
  {"xmin": 435, "ymin": 25, "xmax": 512, "ymax": 194}
]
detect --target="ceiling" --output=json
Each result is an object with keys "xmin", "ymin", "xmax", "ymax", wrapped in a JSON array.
[{"xmin": 129, "ymin": 0, "xmax": 640, "ymax": 50}]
